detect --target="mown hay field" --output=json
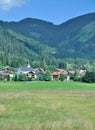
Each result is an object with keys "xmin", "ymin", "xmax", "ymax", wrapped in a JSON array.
[{"xmin": 0, "ymin": 81, "xmax": 95, "ymax": 130}]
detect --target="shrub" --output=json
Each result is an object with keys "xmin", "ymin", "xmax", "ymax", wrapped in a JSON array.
[
  {"xmin": 73, "ymin": 72, "xmax": 79, "ymax": 81},
  {"xmin": 82, "ymin": 71, "xmax": 95, "ymax": 83},
  {"xmin": 39, "ymin": 76, "xmax": 44, "ymax": 81},
  {"xmin": 43, "ymin": 71, "xmax": 52, "ymax": 81},
  {"xmin": 7, "ymin": 75, "xmax": 10, "ymax": 81},
  {"xmin": 59, "ymin": 74, "xmax": 65, "ymax": 81},
  {"xmin": 18, "ymin": 74, "xmax": 27, "ymax": 81},
  {"xmin": 14, "ymin": 74, "xmax": 18, "ymax": 81}
]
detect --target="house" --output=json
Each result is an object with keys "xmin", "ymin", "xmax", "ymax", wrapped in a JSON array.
[
  {"xmin": 68, "ymin": 69, "xmax": 86, "ymax": 80},
  {"xmin": 35, "ymin": 68, "xmax": 45, "ymax": 79},
  {"xmin": 52, "ymin": 69, "xmax": 68, "ymax": 80},
  {"xmin": 17, "ymin": 61, "xmax": 36, "ymax": 80},
  {"xmin": 0, "ymin": 68, "xmax": 13, "ymax": 80},
  {"xmin": 79, "ymin": 70, "xmax": 86, "ymax": 76},
  {"xmin": 68, "ymin": 71, "xmax": 75, "ymax": 78},
  {"xmin": 61, "ymin": 70, "xmax": 68, "ymax": 76},
  {"xmin": 52, "ymin": 71, "xmax": 61, "ymax": 79},
  {"xmin": 26, "ymin": 71, "xmax": 36, "ymax": 80}
]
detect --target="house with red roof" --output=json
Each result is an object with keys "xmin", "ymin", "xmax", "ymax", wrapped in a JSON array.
[{"xmin": 52, "ymin": 69, "xmax": 68, "ymax": 80}]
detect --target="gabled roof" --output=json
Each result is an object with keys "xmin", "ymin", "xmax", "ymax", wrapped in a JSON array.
[
  {"xmin": 79, "ymin": 70, "xmax": 86, "ymax": 75},
  {"xmin": 68, "ymin": 71, "xmax": 75, "ymax": 75},
  {"xmin": 52, "ymin": 69, "xmax": 68, "ymax": 76},
  {"xmin": 52, "ymin": 71, "xmax": 60, "ymax": 76},
  {"xmin": 0, "ymin": 68, "xmax": 13, "ymax": 75},
  {"xmin": 20, "ymin": 67, "xmax": 34, "ymax": 72}
]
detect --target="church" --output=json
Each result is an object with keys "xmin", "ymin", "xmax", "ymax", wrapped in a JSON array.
[{"xmin": 16, "ymin": 61, "xmax": 36, "ymax": 80}]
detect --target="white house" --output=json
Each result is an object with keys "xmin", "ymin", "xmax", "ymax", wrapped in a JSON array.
[{"xmin": 17, "ymin": 61, "xmax": 36, "ymax": 80}]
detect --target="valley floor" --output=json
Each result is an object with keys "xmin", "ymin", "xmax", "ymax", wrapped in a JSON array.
[{"xmin": 0, "ymin": 81, "xmax": 95, "ymax": 130}]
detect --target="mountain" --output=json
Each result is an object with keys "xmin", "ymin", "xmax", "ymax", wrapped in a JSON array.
[
  {"xmin": 57, "ymin": 13, "xmax": 95, "ymax": 58},
  {"xmin": 0, "ymin": 22, "xmax": 56, "ymax": 67},
  {"xmin": 0, "ymin": 12, "xmax": 95, "ymax": 67}
]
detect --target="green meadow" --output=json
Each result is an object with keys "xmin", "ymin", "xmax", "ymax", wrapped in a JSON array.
[{"xmin": 0, "ymin": 81, "xmax": 95, "ymax": 130}]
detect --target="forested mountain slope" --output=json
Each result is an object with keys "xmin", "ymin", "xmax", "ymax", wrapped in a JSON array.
[{"xmin": 0, "ymin": 12, "xmax": 95, "ymax": 67}]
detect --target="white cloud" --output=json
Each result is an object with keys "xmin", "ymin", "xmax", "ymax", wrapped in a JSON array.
[{"xmin": 0, "ymin": 0, "xmax": 27, "ymax": 10}]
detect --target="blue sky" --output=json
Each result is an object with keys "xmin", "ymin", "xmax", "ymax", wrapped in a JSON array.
[{"xmin": 0, "ymin": 0, "xmax": 95, "ymax": 24}]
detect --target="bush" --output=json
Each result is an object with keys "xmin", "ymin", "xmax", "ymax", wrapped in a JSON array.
[
  {"xmin": 54, "ymin": 78, "xmax": 59, "ymax": 81},
  {"xmin": 14, "ymin": 74, "xmax": 18, "ymax": 81},
  {"xmin": 7, "ymin": 75, "xmax": 10, "ymax": 81},
  {"xmin": 59, "ymin": 74, "xmax": 65, "ymax": 81},
  {"xmin": 73, "ymin": 72, "xmax": 79, "ymax": 81},
  {"xmin": 27, "ymin": 77, "xmax": 32, "ymax": 81},
  {"xmin": 39, "ymin": 76, "xmax": 44, "ymax": 81},
  {"xmin": 0, "ymin": 75, "xmax": 2, "ymax": 81},
  {"xmin": 18, "ymin": 74, "xmax": 27, "ymax": 81},
  {"xmin": 43, "ymin": 71, "xmax": 52, "ymax": 81},
  {"xmin": 82, "ymin": 71, "xmax": 95, "ymax": 83}
]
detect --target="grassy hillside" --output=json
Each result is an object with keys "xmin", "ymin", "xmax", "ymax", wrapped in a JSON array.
[{"xmin": 0, "ymin": 82, "xmax": 95, "ymax": 130}]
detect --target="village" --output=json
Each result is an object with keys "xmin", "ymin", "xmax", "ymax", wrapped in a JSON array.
[{"xmin": 0, "ymin": 61, "xmax": 86, "ymax": 81}]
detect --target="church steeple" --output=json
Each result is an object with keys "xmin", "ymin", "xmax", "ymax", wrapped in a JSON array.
[{"xmin": 27, "ymin": 60, "xmax": 30, "ymax": 68}]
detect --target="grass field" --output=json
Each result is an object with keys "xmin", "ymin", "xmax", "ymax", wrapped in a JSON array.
[{"xmin": 0, "ymin": 81, "xmax": 95, "ymax": 130}]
